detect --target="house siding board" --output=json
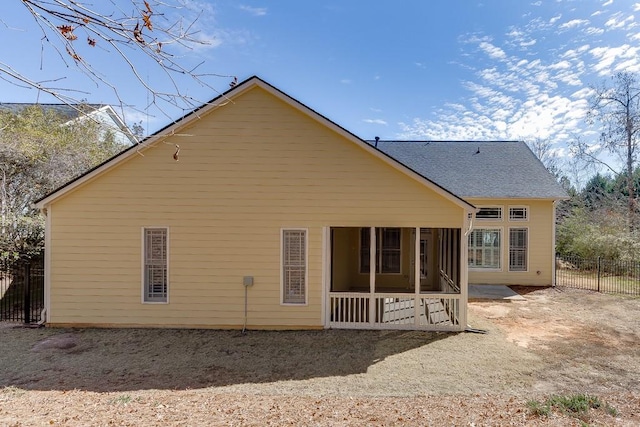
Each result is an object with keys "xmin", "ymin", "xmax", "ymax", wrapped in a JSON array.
[
  {"xmin": 468, "ymin": 198, "xmax": 554, "ymax": 286},
  {"xmin": 47, "ymin": 86, "xmax": 464, "ymax": 328}
]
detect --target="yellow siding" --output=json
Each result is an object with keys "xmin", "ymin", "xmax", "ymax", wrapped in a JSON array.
[
  {"xmin": 47, "ymin": 86, "xmax": 465, "ymax": 328},
  {"xmin": 467, "ymin": 199, "xmax": 555, "ymax": 286}
]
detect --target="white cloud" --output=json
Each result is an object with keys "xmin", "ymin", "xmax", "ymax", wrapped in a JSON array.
[
  {"xmin": 590, "ymin": 44, "xmax": 640, "ymax": 75},
  {"xmin": 239, "ymin": 5, "xmax": 267, "ymax": 16},
  {"xmin": 571, "ymin": 87, "xmax": 594, "ymax": 99},
  {"xmin": 363, "ymin": 119, "xmax": 388, "ymax": 125},
  {"xmin": 396, "ymin": 0, "xmax": 638, "ymax": 164},
  {"xmin": 604, "ymin": 13, "xmax": 635, "ymax": 29},
  {"xmin": 584, "ymin": 27, "xmax": 605, "ymax": 35},
  {"xmin": 559, "ymin": 19, "xmax": 590, "ymax": 30},
  {"xmin": 634, "ymin": 3, "xmax": 640, "ymax": 12},
  {"xmin": 479, "ymin": 42, "xmax": 507, "ymax": 59},
  {"xmin": 603, "ymin": 0, "xmax": 614, "ymax": 6}
]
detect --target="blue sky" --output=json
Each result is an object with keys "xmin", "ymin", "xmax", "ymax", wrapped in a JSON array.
[{"xmin": 1, "ymin": 0, "xmax": 639, "ymax": 170}]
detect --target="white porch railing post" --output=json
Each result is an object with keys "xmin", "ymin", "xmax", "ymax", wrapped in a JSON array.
[
  {"xmin": 460, "ymin": 216, "xmax": 470, "ymax": 330},
  {"xmin": 414, "ymin": 227, "xmax": 420, "ymax": 327},
  {"xmin": 369, "ymin": 227, "xmax": 376, "ymax": 326}
]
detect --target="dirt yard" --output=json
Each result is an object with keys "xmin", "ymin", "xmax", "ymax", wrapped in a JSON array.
[{"xmin": 0, "ymin": 287, "xmax": 639, "ymax": 426}]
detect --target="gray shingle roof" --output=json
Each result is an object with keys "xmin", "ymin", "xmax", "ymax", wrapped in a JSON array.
[{"xmin": 372, "ymin": 140, "xmax": 567, "ymax": 199}]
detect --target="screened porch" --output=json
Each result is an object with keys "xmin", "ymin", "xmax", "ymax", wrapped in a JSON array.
[{"xmin": 327, "ymin": 227, "xmax": 465, "ymax": 331}]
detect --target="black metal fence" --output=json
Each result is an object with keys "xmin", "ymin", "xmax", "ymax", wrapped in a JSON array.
[
  {"xmin": 0, "ymin": 254, "xmax": 45, "ymax": 323},
  {"xmin": 556, "ymin": 255, "xmax": 640, "ymax": 296}
]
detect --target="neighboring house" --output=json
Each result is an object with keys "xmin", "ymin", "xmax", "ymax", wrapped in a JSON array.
[
  {"xmin": 0, "ymin": 103, "xmax": 137, "ymax": 146},
  {"xmin": 34, "ymin": 76, "xmax": 565, "ymax": 332}
]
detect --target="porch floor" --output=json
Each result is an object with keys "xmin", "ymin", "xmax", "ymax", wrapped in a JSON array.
[{"xmin": 469, "ymin": 285, "xmax": 525, "ymax": 300}]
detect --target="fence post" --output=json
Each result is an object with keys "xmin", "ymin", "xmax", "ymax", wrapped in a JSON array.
[
  {"xmin": 597, "ymin": 256, "xmax": 601, "ymax": 293},
  {"xmin": 23, "ymin": 262, "xmax": 31, "ymax": 324}
]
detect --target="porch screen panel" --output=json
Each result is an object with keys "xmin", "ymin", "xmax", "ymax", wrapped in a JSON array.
[
  {"xmin": 380, "ymin": 228, "xmax": 401, "ymax": 273},
  {"xmin": 360, "ymin": 228, "xmax": 370, "ymax": 273},
  {"xmin": 282, "ymin": 229, "xmax": 307, "ymax": 304},
  {"xmin": 360, "ymin": 228, "xmax": 401, "ymax": 274},
  {"xmin": 144, "ymin": 228, "xmax": 168, "ymax": 302},
  {"xmin": 509, "ymin": 228, "xmax": 528, "ymax": 271}
]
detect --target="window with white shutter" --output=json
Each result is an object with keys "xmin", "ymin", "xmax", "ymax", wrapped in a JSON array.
[
  {"xmin": 468, "ymin": 228, "xmax": 501, "ymax": 269},
  {"xmin": 509, "ymin": 228, "xmax": 528, "ymax": 271},
  {"xmin": 143, "ymin": 228, "xmax": 168, "ymax": 303},
  {"xmin": 282, "ymin": 229, "xmax": 307, "ymax": 304}
]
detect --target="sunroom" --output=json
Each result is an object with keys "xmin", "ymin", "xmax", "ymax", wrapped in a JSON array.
[{"xmin": 326, "ymin": 226, "xmax": 467, "ymax": 331}]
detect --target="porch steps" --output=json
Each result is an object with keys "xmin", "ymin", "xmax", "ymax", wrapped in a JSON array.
[
  {"xmin": 424, "ymin": 300, "xmax": 451, "ymax": 325},
  {"xmin": 381, "ymin": 298, "xmax": 452, "ymax": 326},
  {"xmin": 380, "ymin": 299, "xmax": 415, "ymax": 324}
]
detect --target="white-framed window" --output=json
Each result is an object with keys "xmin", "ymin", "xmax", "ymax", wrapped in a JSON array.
[
  {"xmin": 281, "ymin": 229, "xmax": 307, "ymax": 305},
  {"xmin": 476, "ymin": 207, "xmax": 503, "ymax": 221},
  {"xmin": 143, "ymin": 227, "xmax": 168, "ymax": 303},
  {"xmin": 509, "ymin": 228, "xmax": 528, "ymax": 272},
  {"xmin": 468, "ymin": 228, "xmax": 501, "ymax": 269},
  {"xmin": 509, "ymin": 206, "xmax": 529, "ymax": 221},
  {"xmin": 360, "ymin": 227, "xmax": 402, "ymax": 274}
]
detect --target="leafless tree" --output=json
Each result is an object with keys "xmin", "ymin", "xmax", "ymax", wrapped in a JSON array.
[
  {"xmin": 571, "ymin": 72, "xmax": 640, "ymax": 229},
  {"xmin": 527, "ymin": 137, "xmax": 562, "ymax": 177},
  {"xmin": 1, "ymin": 1, "xmax": 234, "ymax": 120}
]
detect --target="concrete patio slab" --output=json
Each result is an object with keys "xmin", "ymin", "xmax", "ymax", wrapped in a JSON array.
[{"xmin": 469, "ymin": 284, "xmax": 526, "ymax": 300}]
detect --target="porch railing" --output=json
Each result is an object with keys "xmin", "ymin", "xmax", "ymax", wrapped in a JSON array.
[
  {"xmin": 439, "ymin": 270, "xmax": 460, "ymax": 293},
  {"xmin": 328, "ymin": 292, "xmax": 461, "ymax": 331}
]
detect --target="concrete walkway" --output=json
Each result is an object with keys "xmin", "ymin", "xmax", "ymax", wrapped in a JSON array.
[{"xmin": 468, "ymin": 284, "xmax": 525, "ymax": 300}]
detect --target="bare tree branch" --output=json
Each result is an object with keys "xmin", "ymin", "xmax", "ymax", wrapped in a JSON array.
[
  {"xmin": 3, "ymin": 1, "xmax": 236, "ymax": 129},
  {"xmin": 577, "ymin": 72, "xmax": 640, "ymax": 230}
]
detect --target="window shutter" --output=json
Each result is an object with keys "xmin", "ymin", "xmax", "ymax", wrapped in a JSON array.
[
  {"xmin": 283, "ymin": 230, "xmax": 306, "ymax": 304},
  {"xmin": 144, "ymin": 228, "xmax": 167, "ymax": 302}
]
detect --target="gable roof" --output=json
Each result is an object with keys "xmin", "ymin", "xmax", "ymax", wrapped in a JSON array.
[
  {"xmin": 34, "ymin": 76, "xmax": 475, "ymax": 211},
  {"xmin": 372, "ymin": 140, "xmax": 568, "ymax": 200}
]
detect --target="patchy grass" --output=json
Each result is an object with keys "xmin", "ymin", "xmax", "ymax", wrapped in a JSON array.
[
  {"xmin": 109, "ymin": 394, "xmax": 133, "ymax": 405},
  {"xmin": 0, "ymin": 287, "xmax": 638, "ymax": 425},
  {"xmin": 527, "ymin": 393, "xmax": 617, "ymax": 423}
]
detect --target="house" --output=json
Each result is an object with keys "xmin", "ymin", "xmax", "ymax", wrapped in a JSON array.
[
  {"xmin": 34, "ymin": 76, "xmax": 566, "ymax": 331},
  {"xmin": 0, "ymin": 103, "xmax": 137, "ymax": 146},
  {"xmin": 372, "ymin": 140, "xmax": 568, "ymax": 288}
]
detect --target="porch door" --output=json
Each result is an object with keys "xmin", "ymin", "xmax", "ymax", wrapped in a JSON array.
[{"xmin": 410, "ymin": 229, "xmax": 432, "ymax": 290}]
